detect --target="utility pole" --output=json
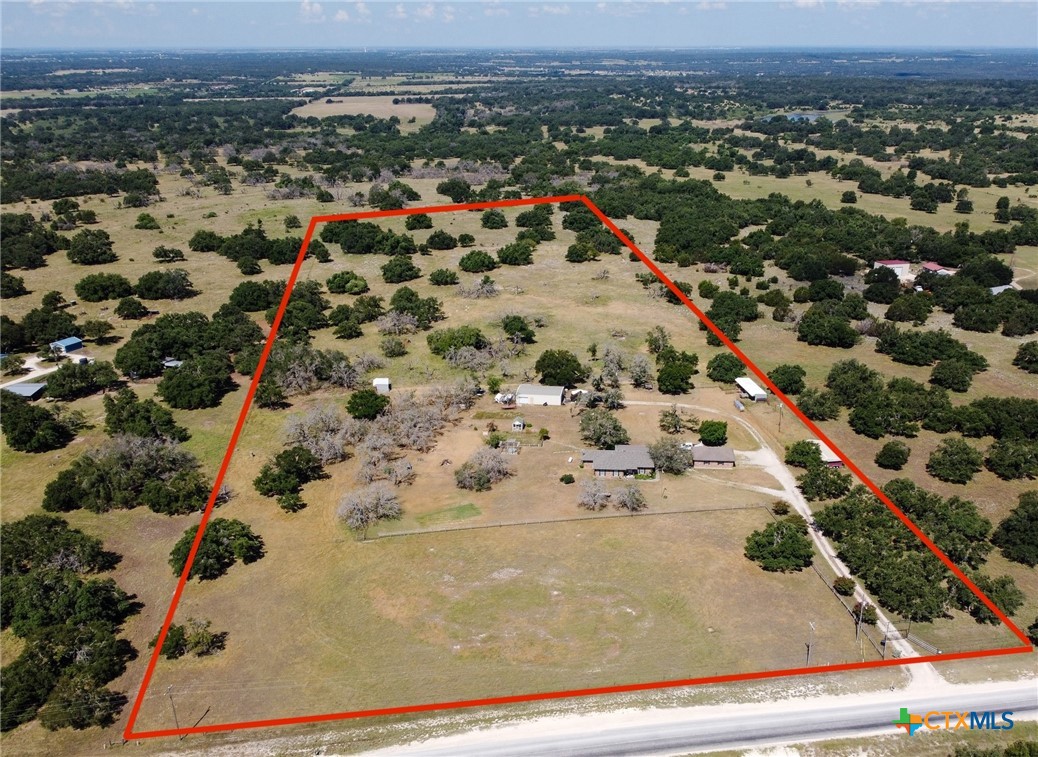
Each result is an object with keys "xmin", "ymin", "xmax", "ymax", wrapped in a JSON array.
[
  {"xmin": 166, "ymin": 685, "xmax": 180, "ymax": 731},
  {"xmin": 806, "ymin": 621, "xmax": 816, "ymax": 666}
]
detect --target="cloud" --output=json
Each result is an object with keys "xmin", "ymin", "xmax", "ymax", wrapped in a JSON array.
[
  {"xmin": 334, "ymin": 8, "xmax": 349, "ymax": 22},
  {"xmin": 696, "ymin": 1, "xmax": 728, "ymax": 10},
  {"xmin": 528, "ymin": 3, "xmax": 570, "ymax": 16},
  {"xmin": 484, "ymin": 0, "xmax": 509, "ymax": 17},
  {"xmin": 441, "ymin": 4, "xmax": 455, "ymax": 22},
  {"xmin": 300, "ymin": 0, "xmax": 324, "ymax": 22},
  {"xmin": 390, "ymin": 3, "xmax": 407, "ymax": 19},
  {"xmin": 354, "ymin": 1, "xmax": 370, "ymax": 17},
  {"xmin": 791, "ymin": 0, "xmax": 824, "ymax": 7},
  {"xmin": 415, "ymin": 3, "xmax": 435, "ymax": 19},
  {"xmin": 594, "ymin": 1, "xmax": 649, "ymax": 17}
]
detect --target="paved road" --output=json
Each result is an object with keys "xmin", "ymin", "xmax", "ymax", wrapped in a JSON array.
[{"xmin": 364, "ymin": 680, "xmax": 1037, "ymax": 757}]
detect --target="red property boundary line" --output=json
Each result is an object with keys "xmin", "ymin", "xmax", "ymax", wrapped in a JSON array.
[{"xmin": 124, "ymin": 195, "xmax": 1033, "ymax": 741}]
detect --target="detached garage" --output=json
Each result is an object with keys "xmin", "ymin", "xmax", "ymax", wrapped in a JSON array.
[{"xmin": 516, "ymin": 383, "xmax": 564, "ymax": 406}]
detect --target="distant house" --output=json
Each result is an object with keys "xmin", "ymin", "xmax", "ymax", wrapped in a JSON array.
[
  {"xmin": 990, "ymin": 284, "xmax": 1015, "ymax": 296},
  {"xmin": 162, "ymin": 358, "xmax": 184, "ymax": 370},
  {"xmin": 692, "ymin": 446, "xmax": 736, "ymax": 469},
  {"xmin": 516, "ymin": 383, "xmax": 564, "ymax": 406},
  {"xmin": 2, "ymin": 383, "xmax": 47, "ymax": 401},
  {"xmin": 807, "ymin": 439, "xmax": 844, "ymax": 468},
  {"xmin": 873, "ymin": 259, "xmax": 912, "ymax": 280},
  {"xmin": 735, "ymin": 376, "xmax": 768, "ymax": 402},
  {"xmin": 49, "ymin": 336, "xmax": 83, "ymax": 356},
  {"xmin": 511, "ymin": 417, "xmax": 525, "ymax": 432},
  {"xmin": 920, "ymin": 262, "xmax": 956, "ymax": 276},
  {"xmin": 372, "ymin": 377, "xmax": 391, "ymax": 395},
  {"xmin": 582, "ymin": 445, "xmax": 655, "ymax": 478}
]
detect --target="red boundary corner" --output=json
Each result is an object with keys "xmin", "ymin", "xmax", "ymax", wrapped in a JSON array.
[{"xmin": 124, "ymin": 195, "xmax": 1033, "ymax": 740}]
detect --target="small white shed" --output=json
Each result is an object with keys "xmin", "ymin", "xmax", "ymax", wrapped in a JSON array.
[{"xmin": 372, "ymin": 377, "xmax": 391, "ymax": 395}]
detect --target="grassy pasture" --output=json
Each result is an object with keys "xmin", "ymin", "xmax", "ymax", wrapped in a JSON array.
[
  {"xmin": 290, "ymin": 96, "xmax": 437, "ymax": 130},
  {"xmin": 2, "ymin": 154, "xmax": 1036, "ymax": 752}
]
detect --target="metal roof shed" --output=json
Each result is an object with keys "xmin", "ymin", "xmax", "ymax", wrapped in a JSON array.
[
  {"xmin": 2, "ymin": 383, "xmax": 47, "ymax": 400},
  {"xmin": 735, "ymin": 376, "xmax": 768, "ymax": 402}
]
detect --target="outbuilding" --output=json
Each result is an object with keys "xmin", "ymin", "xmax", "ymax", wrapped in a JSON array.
[
  {"xmin": 920, "ymin": 262, "xmax": 956, "ymax": 276},
  {"xmin": 582, "ymin": 445, "xmax": 655, "ymax": 478},
  {"xmin": 735, "ymin": 376, "xmax": 768, "ymax": 402},
  {"xmin": 372, "ymin": 377, "xmax": 391, "ymax": 395},
  {"xmin": 2, "ymin": 383, "xmax": 47, "ymax": 401},
  {"xmin": 692, "ymin": 446, "xmax": 736, "ymax": 468},
  {"xmin": 49, "ymin": 336, "xmax": 83, "ymax": 356},
  {"xmin": 511, "ymin": 417, "xmax": 525, "ymax": 432},
  {"xmin": 808, "ymin": 439, "xmax": 844, "ymax": 468},
  {"xmin": 873, "ymin": 259, "xmax": 912, "ymax": 280},
  {"xmin": 516, "ymin": 383, "xmax": 564, "ymax": 406}
]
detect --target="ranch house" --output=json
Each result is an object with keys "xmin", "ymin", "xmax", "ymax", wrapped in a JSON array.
[{"xmin": 582, "ymin": 445, "xmax": 656, "ymax": 478}]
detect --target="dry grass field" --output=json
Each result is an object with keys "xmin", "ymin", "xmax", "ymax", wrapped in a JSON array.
[
  {"xmin": 2, "ymin": 141, "xmax": 1035, "ymax": 752},
  {"xmin": 290, "ymin": 97, "xmax": 437, "ymax": 131}
]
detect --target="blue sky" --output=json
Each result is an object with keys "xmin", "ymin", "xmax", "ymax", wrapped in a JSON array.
[{"xmin": 2, "ymin": 1, "xmax": 1036, "ymax": 50}]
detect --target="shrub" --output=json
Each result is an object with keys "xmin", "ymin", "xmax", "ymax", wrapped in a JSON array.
[
  {"xmin": 559, "ymin": 474, "xmax": 575, "ymax": 484},
  {"xmin": 404, "ymin": 213, "xmax": 433, "ymax": 231},
  {"xmin": 992, "ymin": 492, "xmax": 1038, "ymax": 567},
  {"xmin": 926, "ymin": 438, "xmax": 983, "ymax": 484},
  {"xmin": 74, "ymin": 273, "xmax": 133, "ymax": 302},
  {"xmin": 744, "ymin": 516, "xmax": 814, "ymax": 572},
  {"xmin": 767, "ymin": 364, "xmax": 806, "ymax": 395},
  {"xmin": 346, "ymin": 388, "xmax": 390, "ymax": 420},
  {"xmin": 381, "ymin": 255, "xmax": 422, "ymax": 284},
  {"xmin": 169, "ymin": 518, "xmax": 264, "ymax": 581},
  {"xmin": 114, "ymin": 296, "xmax": 149, "ymax": 319},
  {"xmin": 426, "ymin": 229, "xmax": 458, "ymax": 250},
  {"xmin": 455, "ymin": 447, "xmax": 513, "ymax": 491},
  {"xmin": 706, "ymin": 353, "xmax": 744, "ymax": 383},
  {"xmin": 497, "ymin": 241, "xmax": 534, "ymax": 266},
  {"xmin": 428, "ymin": 268, "xmax": 459, "ymax": 286},
  {"xmin": 1012, "ymin": 341, "xmax": 1038, "ymax": 374},
  {"xmin": 698, "ymin": 420, "xmax": 728, "ymax": 447},
  {"xmin": 535, "ymin": 349, "xmax": 589, "ymax": 387},
  {"xmin": 875, "ymin": 440, "xmax": 910, "ymax": 470},
  {"xmin": 481, "ymin": 209, "xmax": 508, "ymax": 229},
  {"xmin": 458, "ymin": 249, "xmax": 497, "ymax": 273},
  {"xmin": 833, "ymin": 577, "xmax": 856, "ymax": 596},
  {"xmin": 785, "ymin": 440, "xmax": 822, "ymax": 469},
  {"xmin": 327, "ymin": 271, "xmax": 369, "ymax": 295},
  {"xmin": 134, "ymin": 213, "xmax": 160, "ymax": 230}
]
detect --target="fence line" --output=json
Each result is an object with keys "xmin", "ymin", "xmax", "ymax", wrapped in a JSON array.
[{"xmin": 376, "ymin": 504, "xmax": 765, "ymax": 539}]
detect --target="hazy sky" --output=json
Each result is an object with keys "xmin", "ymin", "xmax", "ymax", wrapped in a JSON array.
[{"xmin": 2, "ymin": 1, "xmax": 1036, "ymax": 51}]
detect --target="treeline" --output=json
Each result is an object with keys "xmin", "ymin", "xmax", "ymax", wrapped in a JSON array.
[
  {"xmin": 816, "ymin": 481, "xmax": 1031, "ymax": 625},
  {"xmin": 1, "ymin": 515, "xmax": 134, "ymax": 731},
  {"xmin": 1, "ymin": 165, "xmax": 158, "ymax": 203}
]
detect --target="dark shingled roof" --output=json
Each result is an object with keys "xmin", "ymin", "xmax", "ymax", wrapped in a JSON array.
[
  {"xmin": 692, "ymin": 446, "xmax": 736, "ymax": 464},
  {"xmin": 583, "ymin": 444, "xmax": 654, "ymax": 471}
]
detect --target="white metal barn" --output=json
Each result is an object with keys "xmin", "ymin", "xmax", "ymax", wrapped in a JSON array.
[
  {"xmin": 516, "ymin": 383, "xmax": 565, "ymax": 406},
  {"xmin": 735, "ymin": 376, "xmax": 768, "ymax": 402}
]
